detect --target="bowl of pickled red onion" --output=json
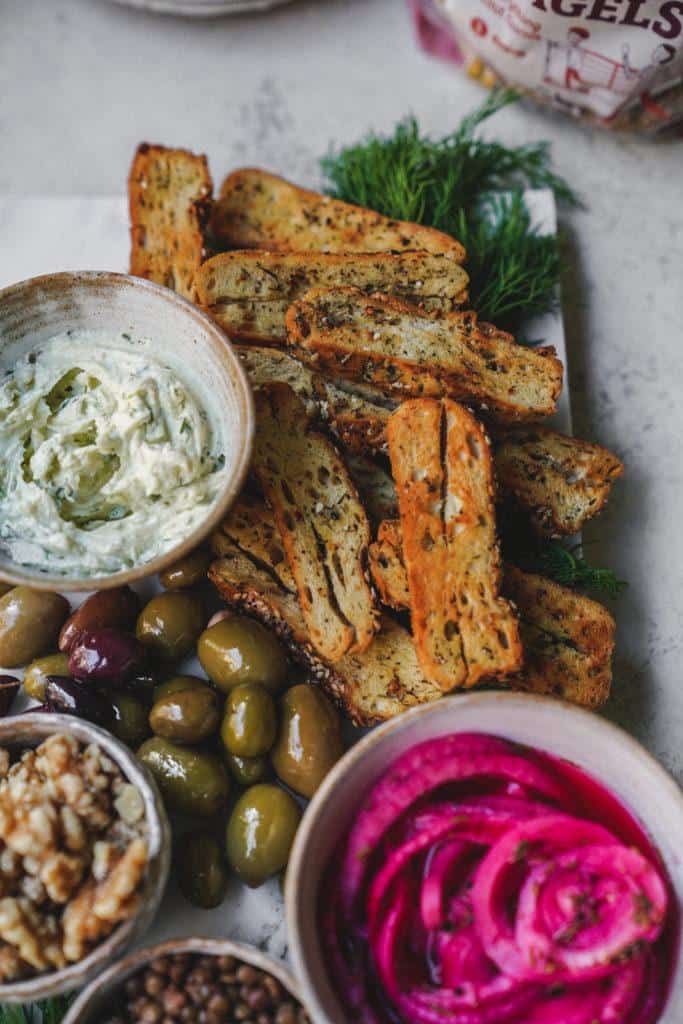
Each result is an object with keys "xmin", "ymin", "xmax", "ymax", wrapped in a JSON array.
[{"xmin": 286, "ymin": 692, "xmax": 683, "ymax": 1024}]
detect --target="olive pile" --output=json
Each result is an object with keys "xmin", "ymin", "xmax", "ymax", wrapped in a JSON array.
[
  {"xmin": 104, "ymin": 952, "xmax": 309, "ymax": 1024},
  {"xmin": 0, "ymin": 552, "xmax": 344, "ymax": 900}
]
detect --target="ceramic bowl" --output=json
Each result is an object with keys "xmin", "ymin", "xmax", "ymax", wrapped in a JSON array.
[
  {"xmin": 0, "ymin": 713, "xmax": 171, "ymax": 1002},
  {"xmin": 286, "ymin": 692, "xmax": 683, "ymax": 1024},
  {"xmin": 0, "ymin": 270, "xmax": 254, "ymax": 591},
  {"xmin": 63, "ymin": 936, "xmax": 303, "ymax": 1022},
  {"xmin": 108, "ymin": 0, "xmax": 294, "ymax": 15}
]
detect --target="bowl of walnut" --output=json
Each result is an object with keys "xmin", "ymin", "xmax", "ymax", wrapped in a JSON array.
[{"xmin": 0, "ymin": 714, "xmax": 171, "ymax": 1002}]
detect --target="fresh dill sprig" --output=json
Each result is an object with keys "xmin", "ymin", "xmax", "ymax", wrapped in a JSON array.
[
  {"xmin": 454, "ymin": 193, "xmax": 560, "ymax": 330},
  {"xmin": 321, "ymin": 88, "xmax": 578, "ymax": 333},
  {"xmin": 0, "ymin": 996, "xmax": 73, "ymax": 1024},
  {"xmin": 521, "ymin": 541, "xmax": 628, "ymax": 597}
]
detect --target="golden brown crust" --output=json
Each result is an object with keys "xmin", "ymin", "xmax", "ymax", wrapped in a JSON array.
[
  {"xmin": 493, "ymin": 428, "xmax": 624, "ymax": 536},
  {"xmin": 196, "ymin": 250, "xmax": 469, "ymax": 344},
  {"xmin": 387, "ymin": 399, "xmax": 522, "ymax": 690},
  {"xmin": 501, "ymin": 564, "xmax": 615, "ymax": 706},
  {"xmin": 211, "ymin": 168, "xmax": 466, "ymax": 260},
  {"xmin": 368, "ymin": 523, "xmax": 615, "ymax": 708},
  {"xmin": 208, "ymin": 540, "xmax": 441, "ymax": 725},
  {"xmin": 236, "ymin": 345, "xmax": 394, "ymax": 457},
  {"xmin": 128, "ymin": 143, "xmax": 213, "ymax": 300},
  {"xmin": 286, "ymin": 288, "xmax": 563, "ymax": 425},
  {"xmin": 211, "ymin": 492, "xmax": 295, "ymax": 591},
  {"xmin": 252, "ymin": 383, "xmax": 378, "ymax": 661}
]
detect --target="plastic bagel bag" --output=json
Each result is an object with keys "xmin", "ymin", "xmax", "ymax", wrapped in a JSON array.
[{"xmin": 411, "ymin": 0, "xmax": 683, "ymax": 135}]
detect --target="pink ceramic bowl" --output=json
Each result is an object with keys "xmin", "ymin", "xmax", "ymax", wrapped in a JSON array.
[{"xmin": 286, "ymin": 692, "xmax": 683, "ymax": 1024}]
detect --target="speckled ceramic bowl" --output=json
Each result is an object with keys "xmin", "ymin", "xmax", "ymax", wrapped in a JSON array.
[
  {"xmin": 286, "ymin": 692, "xmax": 683, "ymax": 1024},
  {"xmin": 0, "ymin": 714, "xmax": 171, "ymax": 1003},
  {"xmin": 108, "ymin": 0, "xmax": 294, "ymax": 16},
  {"xmin": 0, "ymin": 270, "xmax": 254, "ymax": 591},
  {"xmin": 63, "ymin": 936, "xmax": 304, "ymax": 1023}
]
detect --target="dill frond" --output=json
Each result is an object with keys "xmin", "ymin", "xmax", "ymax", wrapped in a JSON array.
[
  {"xmin": 521, "ymin": 541, "xmax": 628, "ymax": 597},
  {"xmin": 0, "ymin": 997, "xmax": 73, "ymax": 1024},
  {"xmin": 321, "ymin": 88, "xmax": 577, "ymax": 333}
]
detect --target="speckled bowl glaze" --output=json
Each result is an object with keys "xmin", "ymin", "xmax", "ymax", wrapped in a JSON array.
[
  {"xmin": 108, "ymin": 0, "xmax": 294, "ymax": 16},
  {"xmin": 286, "ymin": 691, "xmax": 683, "ymax": 1024},
  {"xmin": 0, "ymin": 270, "xmax": 254, "ymax": 591},
  {"xmin": 0, "ymin": 713, "xmax": 171, "ymax": 1003},
  {"xmin": 63, "ymin": 936, "xmax": 304, "ymax": 1023}
]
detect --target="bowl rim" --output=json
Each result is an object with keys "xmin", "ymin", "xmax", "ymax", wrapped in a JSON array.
[
  {"xmin": 0, "ymin": 270, "xmax": 255, "ymax": 592},
  {"xmin": 63, "ymin": 936, "xmax": 303, "ymax": 1023},
  {"xmin": 0, "ymin": 713, "xmax": 171, "ymax": 1002},
  {"xmin": 285, "ymin": 690, "xmax": 683, "ymax": 1024}
]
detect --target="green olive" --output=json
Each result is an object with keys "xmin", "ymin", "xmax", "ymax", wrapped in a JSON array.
[
  {"xmin": 198, "ymin": 618, "xmax": 288, "ymax": 695},
  {"xmin": 177, "ymin": 832, "xmax": 228, "ymax": 909},
  {"xmin": 110, "ymin": 691, "xmax": 151, "ymax": 747},
  {"xmin": 159, "ymin": 549, "xmax": 211, "ymax": 590},
  {"xmin": 0, "ymin": 588, "xmax": 70, "ymax": 668},
  {"xmin": 225, "ymin": 783, "xmax": 301, "ymax": 888},
  {"xmin": 138, "ymin": 737, "xmax": 229, "ymax": 817},
  {"xmin": 136, "ymin": 592, "xmax": 204, "ymax": 662},
  {"xmin": 226, "ymin": 753, "xmax": 272, "ymax": 787},
  {"xmin": 149, "ymin": 685, "xmax": 222, "ymax": 744},
  {"xmin": 220, "ymin": 684, "xmax": 277, "ymax": 758},
  {"xmin": 271, "ymin": 684, "xmax": 344, "ymax": 799},
  {"xmin": 23, "ymin": 652, "xmax": 70, "ymax": 702},
  {"xmin": 153, "ymin": 674, "xmax": 207, "ymax": 704}
]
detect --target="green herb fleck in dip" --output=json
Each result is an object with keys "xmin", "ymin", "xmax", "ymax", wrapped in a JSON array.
[{"xmin": 0, "ymin": 332, "xmax": 227, "ymax": 577}]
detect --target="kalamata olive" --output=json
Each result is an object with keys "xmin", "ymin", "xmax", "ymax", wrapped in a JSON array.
[
  {"xmin": 58, "ymin": 587, "xmax": 140, "ymax": 653},
  {"xmin": 111, "ymin": 691, "xmax": 152, "ymax": 747},
  {"xmin": 0, "ymin": 676, "xmax": 20, "ymax": 716},
  {"xmin": 138, "ymin": 737, "xmax": 230, "ymax": 817},
  {"xmin": 271, "ymin": 684, "xmax": 344, "ymax": 798},
  {"xmin": 136, "ymin": 592, "xmax": 205, "ymax": 663},
  {"xmin": 198, "ymin": 617, "xmax": 288, "ymax": 695},
  {"xmin": 68, "ymin": 629, "xmax": 142, "ymax": 683},
  {"xmin": 45, "ymin": 676, "xmax": 114, "ymax": 727},
  {"xmin": 0, "ymin": 588, "xmax": 70, "ymax": 667},
  {"xmin": 159, "ymin": 549, "xmax": 211, "ymax": 590},
  {"xmin": 23, "ymin": 653, "xmax": 70, "ymax": 702},
  {"xmin": 225, "ymin": 784, "xmax": 301, "ymax": 887},
  {"xmin": 177, "ymin": 832, "xmax": 228, "ymax": 909}
]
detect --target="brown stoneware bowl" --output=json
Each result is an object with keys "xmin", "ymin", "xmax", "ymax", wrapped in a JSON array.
[
  {"xmin": 63, "ymin": 937, "xmax": 303, "ymax": 1023},
  {"xmin": 0, "ymin": 713, "xmax": 171, "ymax": 1003},
  {"xmin": 0, "ymin": 271, "xmax": 254, "ymax": 591}
]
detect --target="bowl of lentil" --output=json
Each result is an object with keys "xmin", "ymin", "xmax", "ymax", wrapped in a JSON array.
[{"xmin": 63, "ymin": 937, "xmax": 310, "ymax": 1024}]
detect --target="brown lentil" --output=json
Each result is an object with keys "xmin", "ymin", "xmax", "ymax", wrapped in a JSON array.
[{"xmin": 104, "ymin": 952, "xmax": 309, "ymax": 1024}]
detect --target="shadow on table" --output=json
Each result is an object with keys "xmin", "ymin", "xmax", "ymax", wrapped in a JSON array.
[{"xmin": 558, "ymin": 221, "xmax": 654, "ymax": 753}]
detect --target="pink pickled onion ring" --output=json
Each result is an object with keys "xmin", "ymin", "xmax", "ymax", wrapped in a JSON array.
[
  {"xmin": 472, "ymin": 816, "xmax": 667, "ymax": 983},
  {"xmin": 514, "ymin": 845, "xmax": 667, "ymax": 980},
  {"xmin": 322, "ymin": 734, "xmax": 671, "ymax": 1024},
  {"xmin": 343, "ymin": 734, "xmax": 569, "ymax": 913},
  {"xmin": 421, "ymin": 840, "xmax": 467, "ymax": 930}
]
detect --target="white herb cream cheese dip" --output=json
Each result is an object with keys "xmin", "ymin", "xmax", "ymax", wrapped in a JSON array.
[{"xmin": 0, "ymin": 332, "xmax": 227, "ymax": 577}]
